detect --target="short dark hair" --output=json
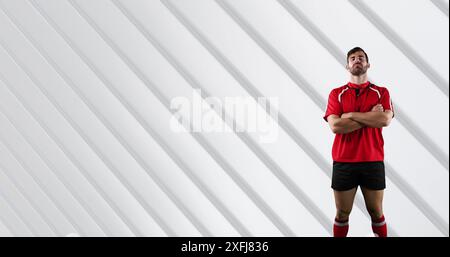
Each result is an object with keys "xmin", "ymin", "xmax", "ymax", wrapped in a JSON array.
[{"xmin": 347, "ymin": 47, "xmax": 369, "ymax": 63}]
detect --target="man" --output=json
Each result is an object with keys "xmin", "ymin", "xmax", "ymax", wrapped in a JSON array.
[{"xmin": 323, "ymin": 47, "xmax": 394, "ymax": 237}]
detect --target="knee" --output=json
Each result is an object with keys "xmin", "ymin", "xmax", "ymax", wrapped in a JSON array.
[
  {"xmin": 336, "ymin": 209, "xmax": 352, "ymax": 221},
  {"xmin": 366, "ymin": 207, "xmax": 383, "ymax": 220}
]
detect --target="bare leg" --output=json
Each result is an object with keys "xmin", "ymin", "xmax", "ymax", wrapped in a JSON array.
[
  {"xmin": 333, "ymin": 188, "xmax": 358, "ymax": 221},
  {"xmin": 361, "ymin": 187, "xmax": 387, "ymax": 237},
  {"xmin": 361, "ymin": 187, "xmax": 384, "ymax": 220},
  {"xmin": 332, "ymin": 188, "xmax": 357, "ymax": 237}
]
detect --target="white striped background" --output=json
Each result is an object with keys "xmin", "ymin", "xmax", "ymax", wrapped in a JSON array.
[{"xmin": 0, "ymin": 0, "xmax": 448, "ymax": 237}]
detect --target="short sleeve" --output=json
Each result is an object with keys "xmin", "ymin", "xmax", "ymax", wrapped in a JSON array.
[
  {"xmin": 323, "ymin": 89, "xmax": 343, "ymax": 122},
  {"xmin": 380, "ymin": 88, "xmax": 395, "ymax": 118}
]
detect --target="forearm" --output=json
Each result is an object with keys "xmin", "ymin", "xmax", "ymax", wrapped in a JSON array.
[
  {"xmin": 330, "ymin": 118, "xmax": 365, "ymax": 134},
  {"xmin": 348, "ymin": 112, "xmax": 392, "ymax": 128}
]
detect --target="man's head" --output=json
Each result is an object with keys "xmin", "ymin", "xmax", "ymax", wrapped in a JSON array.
[{"xmin": 346, "ymin": 47, "xmax": 370, "ymax": 76}]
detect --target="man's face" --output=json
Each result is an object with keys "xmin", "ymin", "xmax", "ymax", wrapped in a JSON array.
[{"xmin": 347, "ymin": 51, "xmax": 370, "ymax": 76}]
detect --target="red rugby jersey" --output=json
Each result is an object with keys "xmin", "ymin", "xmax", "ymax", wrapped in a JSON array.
[{"xmin": 323, "ymin": 81, "xmax": 394, "ymax": 162}]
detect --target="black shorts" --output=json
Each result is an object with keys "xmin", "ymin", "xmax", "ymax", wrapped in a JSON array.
[{"xmin": 332, "ymin": 161, "xmax": 386, "ymax": 191}]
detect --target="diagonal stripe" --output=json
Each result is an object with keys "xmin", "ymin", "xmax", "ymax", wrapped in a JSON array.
[
  {"xmin": 30, "ymin": 0, "xmax": 220, "ymax": 237},
  {"xmin": 64, "ymin": 0, "xmax": 252, "ymax": 237},
  {"xmin": 215, "ymin": 0, "xmax": 448, "ymax": 236},
  {"xmin": 386, "ymin": 163, "xmax": 449, "ymax": 236},
  {"xmin": 112, "ymin": 0, "xmax": 295, "ymax": 237},
  {"xmin": 0, "ymin": 37, "xmax": 139, "ymax": 237},
  {"xmin": 277, "ymin": 0, "xmax": 449, "ymax": 171},
  {"xmin": 430, "ymin": 0, "xmax": 449, "ymax": 17},
  {"xmin": 162, "ymin": 0, "xmax": 336, "ymax": 235},
  {"xmin": 214, "ymin": 0, "xmax": 326, "ymax": 108},
  {"xmin": 349, "ymin": 0, "xmax": 449, "ymax": 97},
  {"xmin": 0, "ymin": 163, "xmax": 59, "ymax": 236},
  {"xmin": 0, "ymin": 217, "xmax": 14, "ymax": 237},
  {"xmin": 0, "ymin": 169, "xmax": 39, "ymax": 237},
  {"xmin": 3, "ymin": 1, "xmax": 175, "ymax": 237},
  {"xmin": 71, "ymin": 0, "xmax": 250, "ymax": 237},
  {"xmin": 0, "ymin": 114, "xmax": 79, "ymax": 236},
  {"xmin": 0, "ymin": 188, "xmax": 34, "ymax": 236},
  {"xmin": 0, "ymin": 118, "xmax": 84, "ymax": 236},
  {"xmin": 0, "ymin": 79, "xmax": 108, "ymax": 237}
]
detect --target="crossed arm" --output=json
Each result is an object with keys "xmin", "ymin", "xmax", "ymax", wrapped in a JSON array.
[{"xmin": 327, "ymin": 104, "xmax": 393, "ymax": 134}]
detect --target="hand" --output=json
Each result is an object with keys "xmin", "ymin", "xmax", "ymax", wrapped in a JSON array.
[
  {"xmin": 341, "ymin": 112, "xmax": 352, "ymax": 119},
  {"xmin": 371, "ymin": 104, "xmax": 384, "ymax": 112}
]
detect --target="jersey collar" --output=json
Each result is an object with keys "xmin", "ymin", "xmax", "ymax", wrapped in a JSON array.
[{"xmin": 348, "ymin": 81, "xmax": 371, "ymax": 89}]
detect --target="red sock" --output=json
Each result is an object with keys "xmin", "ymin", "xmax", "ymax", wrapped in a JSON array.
[
  {"xmin": 333, "ymin": 218, "xmax": 349, "ymax": 237},
  {"xmin": 371, "ymin": 215, "xmax": 387, "ymax": 237}
]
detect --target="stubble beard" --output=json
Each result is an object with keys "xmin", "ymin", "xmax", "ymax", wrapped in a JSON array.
[{"xmin": 350, "ymin": 65, "xmax": 368, "ymax": 76}]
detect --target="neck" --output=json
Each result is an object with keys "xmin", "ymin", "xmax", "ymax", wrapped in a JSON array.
[{"xmin": 350, "ymin": 73, "xmax": 368, "ymax": 85}]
